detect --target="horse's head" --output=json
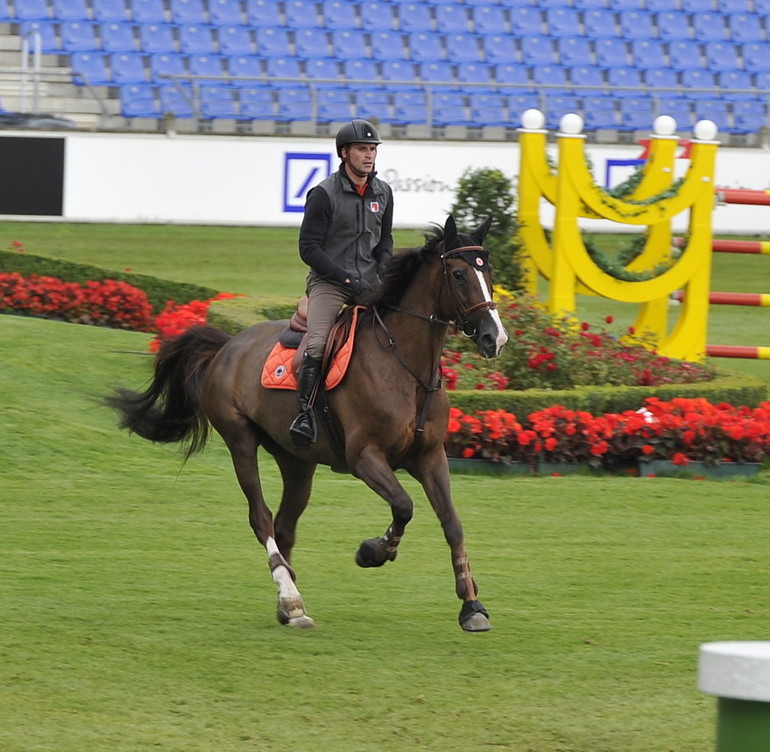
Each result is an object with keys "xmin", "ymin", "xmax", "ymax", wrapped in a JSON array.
[{"xmin": 439, "ymin": 215, "xmax": 508, "ymax": 359}]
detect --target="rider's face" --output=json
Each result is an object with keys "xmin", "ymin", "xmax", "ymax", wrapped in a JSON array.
[{"xmin": 343, "ymin": 143, "xmax": 378, "ymax": 178}]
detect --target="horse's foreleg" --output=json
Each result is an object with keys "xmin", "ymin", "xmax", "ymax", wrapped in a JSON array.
[
  {"xmin": 409, "ymin": 451, "xmax": 492, "ymax": 633},
  {"xmin": 350, "ymin": 446, "xmax": 414, "ymax": 568},
  {"xmin": 221, "ymin": 425, "xmax": 315, "ymax": 629}
]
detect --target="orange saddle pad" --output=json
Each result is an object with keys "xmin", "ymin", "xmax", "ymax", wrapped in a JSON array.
[{"xmin": 260, "ymin": 306, "xmax": 362, "ymax": 391}]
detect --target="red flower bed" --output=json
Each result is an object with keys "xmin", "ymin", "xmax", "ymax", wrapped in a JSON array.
[{"xmin": 445, "ymin": 398, "xmax": 770, "ymax": 468}]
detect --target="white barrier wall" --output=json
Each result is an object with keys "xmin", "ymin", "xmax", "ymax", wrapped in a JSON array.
[{"xmin": 2, "ymin": 130, "xmax": 770, "ymax": 233}]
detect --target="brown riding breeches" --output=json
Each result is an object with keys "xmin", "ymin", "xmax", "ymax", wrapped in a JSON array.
[{"xmin": 304, "ymin": 276, "xmax": 354, "ymax": 360}]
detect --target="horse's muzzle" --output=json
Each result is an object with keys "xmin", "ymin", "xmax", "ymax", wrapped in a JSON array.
[{"xmin": 474, "ymin": 313, "xmax": 508, "ymax": 359}]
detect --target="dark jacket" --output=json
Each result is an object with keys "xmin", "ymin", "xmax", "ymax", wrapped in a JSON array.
[{"xmin": 299, "ymin": 165, "xmax": 394, "ymax": 287}]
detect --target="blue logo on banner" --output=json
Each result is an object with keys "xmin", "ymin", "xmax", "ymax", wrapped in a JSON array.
[{"xmin": 283, "ymin": 152, "xmax": 332, "ymax": 213}]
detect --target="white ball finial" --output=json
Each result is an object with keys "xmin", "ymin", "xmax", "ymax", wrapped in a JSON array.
[
  {"xmin": 559, "ymin": 113, "xmax": 584, "ymax": 135},
  {"xmin": 654, "ymin": 115, "xmax": 677, "ymax": 137},
  {"xmin": 694, "ymin": 119, "xmax": 718, "ymax": 141},
  {"xmin": 521, "ymin": 109, "xmax": 545, "ymax": 130}
]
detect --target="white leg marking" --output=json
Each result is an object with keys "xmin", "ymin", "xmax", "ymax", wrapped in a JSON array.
[
  {"xmin": 474, "ymin": 270, "xmax": 509, "ymax": 353},
  {"xmin": 266, "ymin": 536, "xmax": 300, "ymax": 601}
]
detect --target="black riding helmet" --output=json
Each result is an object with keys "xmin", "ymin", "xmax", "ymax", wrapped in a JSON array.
[{"xmin": 335, "ymin": 119, "xmax": 382, "ymax": 158}]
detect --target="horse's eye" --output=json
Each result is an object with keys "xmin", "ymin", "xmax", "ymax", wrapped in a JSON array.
[{"xmin": 452, "ymin": 269, "xmax": 465, "ymax": 281}]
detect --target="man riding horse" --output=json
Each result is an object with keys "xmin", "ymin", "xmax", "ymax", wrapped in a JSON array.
[{"xmin": 289, "ymin": 119, "xmax": 394, "ymax": 447}]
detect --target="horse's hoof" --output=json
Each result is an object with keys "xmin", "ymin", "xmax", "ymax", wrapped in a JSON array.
[
  {"xmin": 277, "ymin": 596, "xmax": 315, "ymax": 628},
  {"xmin": 287, "ymin": 614, "xmax": 316, "ymax": 629},
  {"xmin": 459, "ymin": 600, "xmax": 492, "ymax": 633},
  {"xmin": 355, "ymin": 537, "xmax": 388, "ymax": 568}
]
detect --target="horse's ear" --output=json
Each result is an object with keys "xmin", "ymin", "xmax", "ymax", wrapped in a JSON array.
[
  {"xmin": 443, "ymin": 215, "xmax": 458, "ymax": 247},
  {"xmin": 472, "ymin": 216, "xmax": 493, "ymax": 245}
]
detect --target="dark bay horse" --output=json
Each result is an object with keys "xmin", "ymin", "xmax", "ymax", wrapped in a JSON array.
[{"xmin": 107, "ymin": 215, "xmax": 508, "ymax": 632}]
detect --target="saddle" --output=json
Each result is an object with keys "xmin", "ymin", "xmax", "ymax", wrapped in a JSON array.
[{"xmin": 260, "ymin": 296, "xmax": 364, "ymax": 391}]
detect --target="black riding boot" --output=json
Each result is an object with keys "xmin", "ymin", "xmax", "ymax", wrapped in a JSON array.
[{"xmin": 289, "ymin": 353, "xmax": 323, "ymax": 447}]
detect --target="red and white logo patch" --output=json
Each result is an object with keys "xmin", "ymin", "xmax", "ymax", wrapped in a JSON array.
[
  {"xmin": 369, "ymin": 201, "xmax": 380, "ymax": 213},
  {"xmin": 475, "ymin": 256, "xmax": 484, "ymax": 267}
]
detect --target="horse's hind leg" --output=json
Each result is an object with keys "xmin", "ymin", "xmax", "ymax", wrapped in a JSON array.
[{"xmin": 219, "ymin": 420, "xmax": 315, "ymax": 629}]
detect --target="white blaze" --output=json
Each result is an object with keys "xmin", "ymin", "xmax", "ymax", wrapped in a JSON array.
[{"xmin": 474, "ymin": 269, "xmax": 508, "ymax": 355}]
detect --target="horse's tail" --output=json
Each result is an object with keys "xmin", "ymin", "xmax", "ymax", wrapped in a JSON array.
[{"xmin": 106, "ymin": 325, "xmax": 231, "ymax": 457}]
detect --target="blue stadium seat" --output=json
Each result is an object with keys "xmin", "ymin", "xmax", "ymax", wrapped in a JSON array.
[
  {"xmin": 545, "ymin": 7, "xmax": 580, "ymax": 37},
  {"xmin": 265, "ymin": 56, "xmax": 303, "ymax": 85},
  {"xmin": 753, "ymin": 0, "xmax": 770, "ymax": 10},
  {"xmin": 681, "ymin": 68, "xmax": 718, "ymax": 98},
  {"xmin": 704, "ymin": 40, "xmax": 741, "ymax": 70},
  {"xmin": 643, "ymin": 67, "xmax": 679, "ymax": 91},
  {"xmin": 0, "ymin": 0, "xmax": 14, "ymax": 20},
  {"xmin": 15, "ymin": 0, "xmax": 50, "ymax": 20},
  {"xmin": 520, "ymin": 36, "xmax": 554, "ymax": 66},
  {"xmin": 360, "ymin": 1, "xmax": 395, "ymax": 31},
  {"xmin": 354, "ymin": 89, "xmax": 392, "ymax": 122},
  {"xmin": 445, "ymin": 32, "xmax": 481, "ymax": 63},
  {"xmin": 645, "ymin": 0, "xmax": 671, "ymax": 10},
  {"xmin": 93, "ymin": 0, "xmax": 128, "ymax": 22},
  {"xmin": 583, "ymin": 9, "xmax": 617, "ymax": 38},
  {"xmin": 508, "ymin": 6, "xmax": 542, "ymax": 35},
  {"xmin": 100, "ymin": 20, "xmax": 136, "ymax": 51},
  {"xmin": 305, "ymin": 57, "xmax": 343, "ymax": 87},
  {"xmin": 471, "ymin": 5, "xmax": 507, "ymax": 35},
  {"xmin": 569, "ymin": 64, "xmax": 605, "ymax": 92},
  {"xmin": 119, "ymin": 82, "xmax": 159, "ymax": 116},
  {"xmin": 668, "ymin": 40, "xmax": 704, "ymax": 69},
  {"xmin": 681, "ymin": 0, "xmax": 714, "ymax": 11},
  {"xmin": 753, "ymin": 71, "xmax": 770, "ymax": 89},
  {"xmin": 20, "ymin": 20, "xmax": 60, "ymax": 51},
  {"xmin": 392, "ymin": 90, "xmax": 428, "ymax": 124},
  {"xmin": 718, "ymin": 0, "xmax": 751, "ymax": 9},
  {"xmin": 732, "ymin": 100, "xmax": 766, "ymax": 132},
  {"xmin": 419, "ymin": 59, "xmax": 454, "ymax": 86},
  {"xmin": 507, "ymin": 93, "xmax": 540, "ymax": 123},
  {"xmin": 246, "ymin": 0, "xmax": 282, "ymax": 26},
  {"xmin": 456, "ymin": 61, "xmax": 494, "ymax": 91},
  {"xmin": 435, "ymin": 4, "xmax": 469, "ymax": 34},
  {"xmin": 572, "ymin": 0, "xmax": 609, "ymax": 7},
  {"xmin": 594, "ymin": 38, "xmax": 628, "ymax": 67},
  {"xmin": 433, "ymin": 92, "xmax": 469, "ymax": 126},
  {"xmin": 544, "ymin": 95, "xmax": 581, "ymax": 129},
  {"xmin": 407, "ymin": 31, "xmax": 443, "ymax": 62},
  {"xmin": 332, "ymin": 29, "xmax": 367, "ymax": 59},
  {"xmin": 317, "ymin": 89, "xmax": 352, "ymax": 122},
  {"xmin": 344, "ymin": 57, "xmax": 378, "ymax": 82},
  {"xmin": 179, "ymin": 24, "xmax": 216, "ymax": 54},
  {"xmin": 469, "ymin": 93, "xmax": 508, "ymax": 127},
  {"xmin": 149, "ymin": 51, "xmax": 185, "ymax": 80},
  {"xmin": 158, "ymin": 83, "xmax": 194, "ymax": 117},
  {"xmin": 170, "ymin": 0, "xmax": 206, "ymax": 24},
  {"xmin": 656, "ymin": 12, "xmax": 691, "ymax": 41},
  {"xmin": 743, "ymin": 42, "xmax": 770, "ymax": 72},
  {"xmin": 218, "ymin": 25, "xmax": 253, "ymax": 55},
  {"xmin": 256, "ymin": 27, "xmax": 291, "ymax": 57},
  {"xmin": 371, "ymin": 30, "xmax": 407, "ymax": 60},
  {"xmin": 656, "ymin": 98, "xmax": 692, "ymax": 128},
  {"xmin": 619, "ymin": 98, "xmax": 656, "ymax": 130},
  {"xmin": 481, "ymin": 34, "xmax": 516, "ymax": 65},
  {"xmin": 285, "ymin": 0, "xmax": 320, "ymax": 29},
  {"xmin": 111, "ymin": 51, "xmax": 148, "ymax": 83},
  {"xmin": 609, "ymin": 0, "xmax": 644, "ymax": 8},
  {"xmin": 693, "ymin": 12, "xmax": 728, "ymax": 41},
  {"xmin": 70, "ymin": 51, "xmax": 111, "ymax": 85},
  {"xmin": 139, "ymin": 23, "xmax": 176, "ymax": 53},
  {"xmin": 61, "ymin": 21, "xmax": 99, "ymax": 51},
  {"xmin": 397, "ymin": 2, "xmax": 433, "ymax": 32},
  {"xmin": 209, "ymin": 0, "xmax": 242, "ymax": 26},
  {"xmin": 380, "ymin": 58, "xmax": 417, "ymax": 87},
  {"xmin": 188, "ymin": 53, "xmax": 224, "ymax": 81},
  {"xmin": 494, "ymin": 63, "xmax": 533, "ymax": 91},
  {"xmin": 607, "ymin": 66, "xmax": 644, "ymax": 96},
  {"xmin": 532, "ymin": 64, "xmax": 569, "ymax": 95},
  {"xmin": 200, "ymin": 86, "xmax": 239, "ymax": 119},
  {"xmin": 630, "ymin": 38, "xmax": 664, "ymax": 69},
  {"xmin": 583, "ymin": 103, "xmax": 619, "ymax": 130},
  {"xmin": 718, "ymin": 68, "xmax": 755, "ymax": 99},
  {"xmin": 294, "ymin": 28, "xmax": 330, "ymax": 58},
  {"xmin": 322, "ymin": 0, "xmax": 357, "ymax": 30},
  {"xmin": 694, "ymin": 100, "xmax": 731, "ymax": 131},
  {"xmin": 131, "ymin": 0, "xmax": 166, "ymax": 23},
  {"xmin": 53, "ymin": 0, "xmax": 89, "ymax": 20},
  {"xmin": 240, "ymin": 86, "xmax": 275, "ymax": 120},
  {"xmin": 727, "ymin": 14, "xmax": 764, "ymax": 42},
  {"xmin": 227, "ymin": 54, "xmax": 263, "ymax": 80},
  {"xmin": 557, "ymin": 36, "xmax": 592, "ymax": 67},
  {"xmin": 619, "ymin": 10, "xmax": 654, "ymax": 39}
]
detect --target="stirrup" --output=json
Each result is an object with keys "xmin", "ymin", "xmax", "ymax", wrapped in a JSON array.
[{"xmin": 289, "ymin": 410, "xmax": 317, "ymax": 447}]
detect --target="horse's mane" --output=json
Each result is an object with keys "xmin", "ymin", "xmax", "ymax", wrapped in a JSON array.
[{"xmin": 366, "ymin": 224, "xmax": 445, "ymax": 308}]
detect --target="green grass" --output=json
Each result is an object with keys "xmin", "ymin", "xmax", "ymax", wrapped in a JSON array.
[{"xmin": 2, "ymin": 299, "xmax": 770, "ymax": 750}]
